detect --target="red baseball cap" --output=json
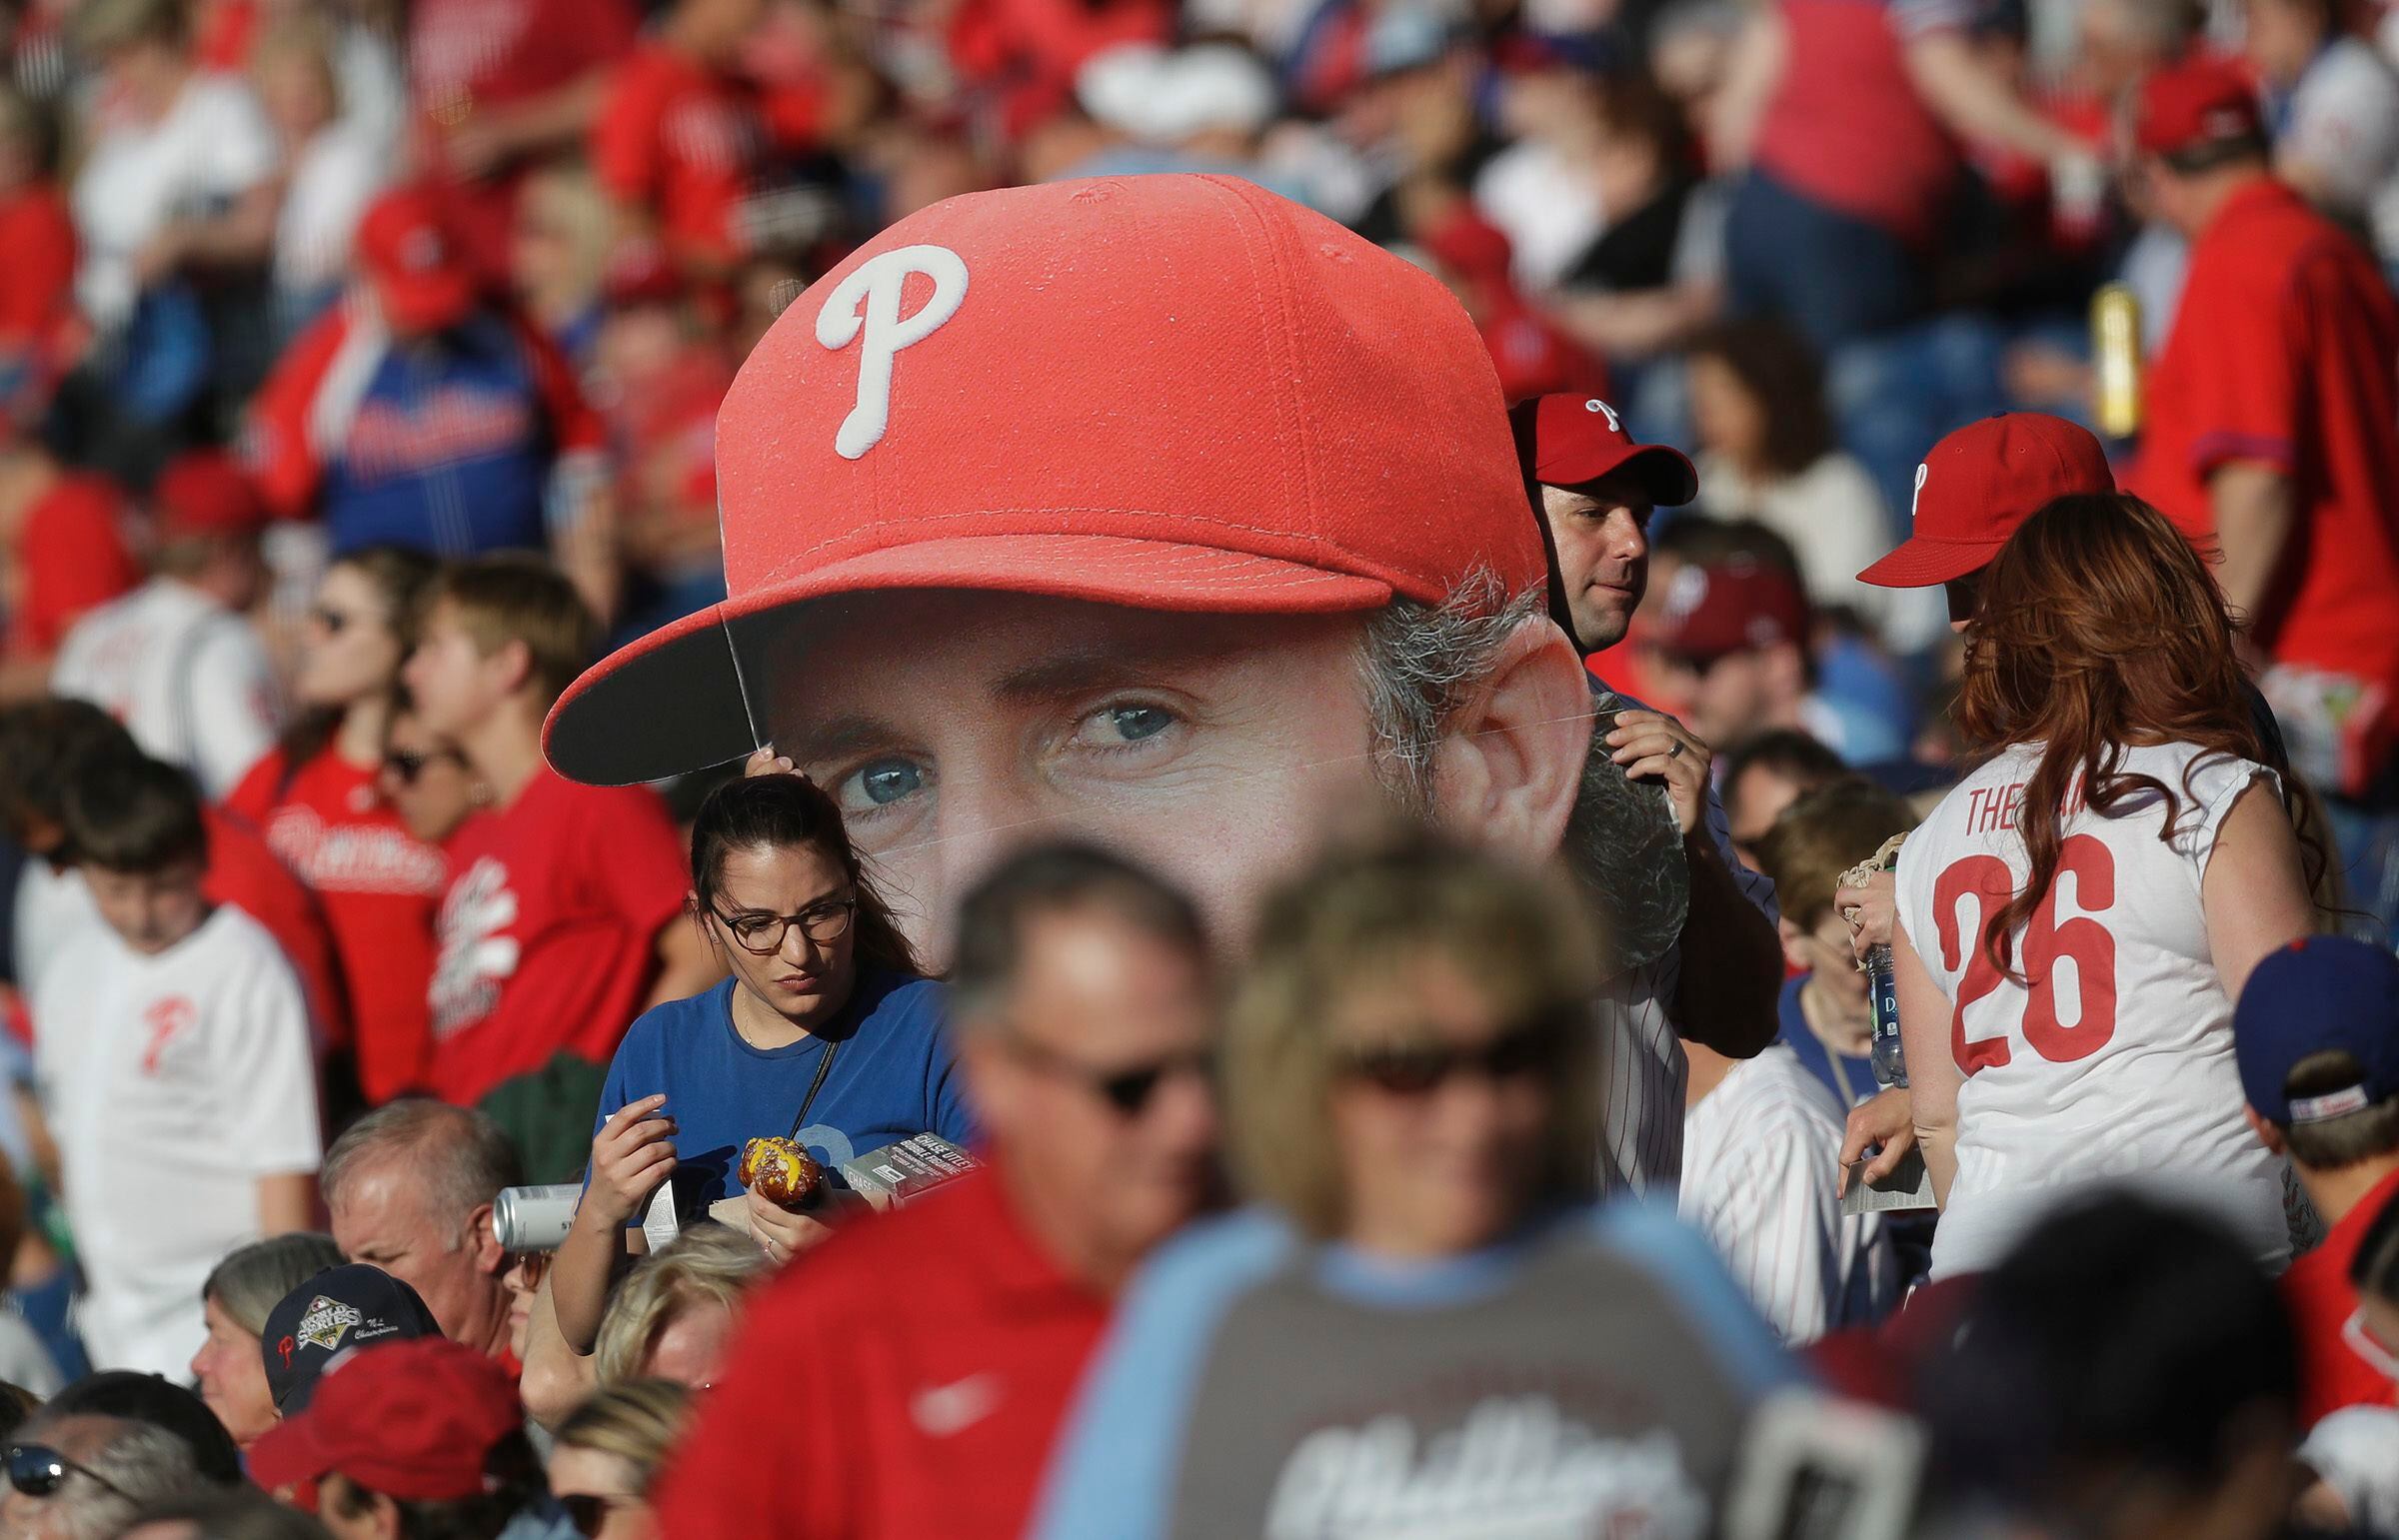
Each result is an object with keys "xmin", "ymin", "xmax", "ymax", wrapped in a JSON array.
[
  {"xmin": 154, "ymin": 450, "xmax": 267, "ymax": 540},
  {"xmin": 249, "ymin": 1338, "xmax": 521, "ymax": 1502},
  {"xmin": 356, "ymin": 188, "xmax": 477, "ymax": 335},
  {"xmin": 1651, "ymin": 558, "xmax": 1808, "ymax": 662},
  {"xmin": 1512, "ymin": 393, "xmax": 1698, "ymax": 508},
  {"xmin": 2133, "ymin": 57, "xmax": 2264, "ymax": 160},
  {"xmin": 1857, "ymin": 413, "xmax": 2114, "ymax": 589},
  {"xmin": 545, "ymin": 174, "xmax": 1541, "ymax": 786}
]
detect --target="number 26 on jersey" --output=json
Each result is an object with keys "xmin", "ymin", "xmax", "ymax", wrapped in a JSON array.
[{"xmin": 1933, "ymin": 834, "xmax": 2119, "ymax": 1073}]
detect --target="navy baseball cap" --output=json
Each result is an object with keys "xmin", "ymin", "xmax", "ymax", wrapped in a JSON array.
[
  {"xmin": 2233, "ymin": 936, "xmax": 2399, "ymax": 1126},
  {"xmin": 261, "ymin": 1264, "xmax": 443, "ymax": 1413}
]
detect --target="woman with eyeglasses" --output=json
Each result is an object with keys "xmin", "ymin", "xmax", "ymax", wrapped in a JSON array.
[
  {"xmin": 537, "ymin": 772, "xmax": 971, "ymax": 1411},
  {"xmin": 1030, "ymin": 831, "xmax": 1798, "ymax": 1539},
  {"xmin": 225, "ymin": 545, "xmax": 446, "ymax": 1107},
  {"xmin": 548, "ymin": 1380, "xmax": 691, "ymax": 1540}
]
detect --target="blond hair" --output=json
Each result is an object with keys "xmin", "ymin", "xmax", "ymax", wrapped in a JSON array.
[
  {"xmin": 1223, "ymin": 828, "xmax": 1605, "ymax": 1239},
  {"xmin": 554, "ymin": 1380, "xmax": 691, "ymax": 1491},
  {"xmin": 1749, "ymin": 777, "xmax": 1920, "ymax": 929},
  {"xmin": 593, "ymin": 1225, "xmax": 764, "ymax": 1386},
  {"xmin": 427, "ymin": 555, "xmax": 599, "ymax": 711}
]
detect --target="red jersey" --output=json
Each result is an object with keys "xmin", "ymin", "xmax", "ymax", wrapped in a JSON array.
[
  {"xmin": 2129, "ymin": 178, "xmax": 2399, "ymax": 697},
  {"xmin": 7, "ymin": 474, "xmax": 137, "ymax": 657},
  {"xmin": 653, "ymin": 1166, "xmax": 1111, "ymax": 1540},
  {"xmin": 202, "ymin": 805, "xmax": 348, "ymax": 1053},
  {"xmin": 2282, "ymin": 1167, "xmax": 2399, "ymax": 1427},
  {"xmin": 0, "ymin": 184, "xmax": 75, "ymax": 355},
  {"xmin": 593, "ymin": 45, "xmax": 771, "ymax": 270},
  {"xmin": 425, "ymin": 767, "xmax": 685, "ymax": 1106},
  {"xmin": 226, "ymin": 747, "xmax": 448, "ymax": 1104}
]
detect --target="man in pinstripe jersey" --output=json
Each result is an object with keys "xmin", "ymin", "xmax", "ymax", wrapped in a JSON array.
[{"xmin": 1514, "ymin": 394, "xmax": 1786, "ymax": 1195}]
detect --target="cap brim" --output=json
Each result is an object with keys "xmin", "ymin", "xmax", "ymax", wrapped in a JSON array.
[
  {"xmin": 248, "ymin": 1411, "xmax": 336, "ymax": 1493},
  {"xmin": 1535, "ymin": 443, "xmax": 1698, "ymax": 508},
  {"xmin": 376, "ymin": 270, "xmax": 476, "ymax": 333},
  {"xmin": 544, "ymin": 534, "xmax": 1396, "ymax": 786},
  {"xmin": 1856, "ymin": 535, "xmax": 1999, "ymax": 590}
]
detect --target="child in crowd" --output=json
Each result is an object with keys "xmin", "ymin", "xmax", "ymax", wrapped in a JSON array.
[
  {"xmin": 402, "ymin": 556, "xmax": 717, "ymax": 1113},
  {"xmin": 31, "ymin": 753, "xmax": 319, "ymax": 1378}
]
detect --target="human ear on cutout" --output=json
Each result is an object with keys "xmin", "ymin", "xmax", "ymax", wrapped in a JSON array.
[{"xmin": 1427, "ymin": 616, "xmax": 1594, "ymax": 861}]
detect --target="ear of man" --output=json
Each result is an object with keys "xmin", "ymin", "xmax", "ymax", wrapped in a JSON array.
[
  {"xmin": 469, "ymin": 1201, "xmax": 507, "ymax": 1277},
  {"xmin": 1427, "ymin": 616, "xmax": 1594, "ymax": 861}
]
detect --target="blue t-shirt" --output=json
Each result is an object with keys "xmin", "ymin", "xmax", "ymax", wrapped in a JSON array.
[
  {"xmin": 1775, "ymin": 972, "xmax": 1876, "ymax": 1110},
  {"xmin": 594, "ymin": 971, "xmax": 976, "ymax": 1215}
]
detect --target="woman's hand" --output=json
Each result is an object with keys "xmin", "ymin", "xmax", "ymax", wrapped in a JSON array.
[
  {"xmin": 1835, "ymin": 1085, "xmax": 1916, "ymax": 1197},
  {"xmin": 1832, "ymin": 868, "xmax": 1898, "ymax": 965},
  {"xmin": 744, "ymin": 745, "xmax": 802, "ymax": 779},
  {"xmin": 744, "ymin": 1189, "xmax": 836, "ymax": 1265},
  {"xmin": 586, "ymin": 1095, "xmax": 678, "ymax": 1227}
]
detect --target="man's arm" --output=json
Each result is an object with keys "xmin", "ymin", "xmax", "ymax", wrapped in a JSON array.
[
  {"xmin": 255, "ymin": 1171, "xmax": 316, "ymax": 1234},
  {"xmin": 1902, "ymin": 32, "xmax": 2079, "ymax": 163},
  {"xmin": 2208, "ymin": 459, "xmax": 2296, "ymax": 637}
]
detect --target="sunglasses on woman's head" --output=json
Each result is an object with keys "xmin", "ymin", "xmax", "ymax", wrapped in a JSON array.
[
  {"xmin": 5, "ymin": 1444, "xmax": 124, "ymax": 1500},
  {"xmin": 1334, "ymin": 1011, "xmax": 1576, "ymax": 1098}
]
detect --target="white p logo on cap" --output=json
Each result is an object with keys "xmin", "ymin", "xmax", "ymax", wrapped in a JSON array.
[
  {"xmin": 1584, "ymin": 398, "xmax": 1621, "ymax": 432},
  {"xmin": 817, "ymin": 244, "xmax": 971, "ymax": 461}
]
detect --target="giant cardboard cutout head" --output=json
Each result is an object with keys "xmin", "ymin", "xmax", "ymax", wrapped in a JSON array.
[{"xmin": 547, "ymin": 175, "xmax": 1678, "ymax": 961}]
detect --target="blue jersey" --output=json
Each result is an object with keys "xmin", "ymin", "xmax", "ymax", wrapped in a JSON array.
[
  {"xmin": 1029, "ymin": 1202, "xmax": 1802, "ymax": 1540},
  {"xmin": 593, "ymin": 971, "xmax": 976, "ymax": 1215}
]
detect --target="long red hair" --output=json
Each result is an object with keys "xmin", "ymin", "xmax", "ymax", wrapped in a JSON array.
[{"xmin": 1954, "ymin": 493, "xmax": 2318, "ymax": 977}]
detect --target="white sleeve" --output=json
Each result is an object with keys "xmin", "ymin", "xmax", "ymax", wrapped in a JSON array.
[
  {"xmin": 198, "ymin": 83, "xmax": 280, "ymax": 198},
  {"xmin": 1685, "ymin": 1103, "xmax": 1838, "ymax": 1345},
  {"xmin": 2285, "ymin": 56, "xmax": 2399, "ymax": 211},
  {"xmin": 189, "ymin": 624, "xmax": 282, "ymax": 801},
  {"xmin": 2174, "ymin": 752, "xmax": 2279, "ymax": 876},
  {"xmin": 2300, "ymin": 1407, "xmax": 2399, "ymax": 1533},
  {"xmin": 215, "ymin": 942, "xmax": 323, "ymax": 1176}
]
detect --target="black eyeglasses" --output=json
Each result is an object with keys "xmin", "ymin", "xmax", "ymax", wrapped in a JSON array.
[
  {"xmin": 382, "ymin": 747, "xmax": 466, "ymax": 785},
  {"xmin": 6, "ymin": 1443, "xmax": 125, "ymax": 1500},
  {"xmin": 709, "ymin": 898, "xmax": 857, "ymax": 954},
  {"xmin": 559, "ymin": 1492, "xmax": 639, "ymax": 1537},
  {"xmin": 1003, "ymin": 1033, "xmax": 1214, "ymax": 1117},
  {"xmin": 1334, "ymin": 1013, "xmax": 1577, "ymax": 1098}
]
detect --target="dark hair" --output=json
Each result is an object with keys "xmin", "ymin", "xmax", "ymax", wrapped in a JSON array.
[
  {"xmin": 688, "ymin": 774, "xmax": 919, "ymax": 976},
  {"xmin": 1921, "ymin": 1192, "xmax": 2296, "ymax": 1518},
  {"xmin": 0, "ymin": 698, "xmax": 141, "ymax": 845},
  {"xmin": 950, "ymin": 841, "xmax": 1205, "ymax": 1023},
  {"xmin": 1686, "ymin": 319, "xmax": 1835, "ymax": 478},
  {"xmin": 2278, "ymin": 1050, "xmax": 2399, "ymax": 1168},
  {"xmin": 1958, "ymin": 494, "xmax": 2330, "ymax": 977},
  {"xmin": 1652, "ymin": 514, "xmax": 1805, "ymax": 583},
  {"xmin": 123, "ymin": 1485, "xmax": 336, "ymax": 1539},
  {"xmin": 2160, "ymin": 132, "xmax": 2271, "ymax": 177},
  {"xmin": 2349, "ymin": 1187, "xmax": 2399, "ymax": 1301},
  {"xmin": 46, "ymin": 1371, "xmax": 244, "ymax": 1484},
  {"xmin": 61, "ymin": 754, "xmax": 208, "ymax": 873},
  {"xmin": 327, "ymin": 1428, "xmax": 545, "ymax": 1540},
  {"xmin": 1593, "ymin": 70, "xmax": 1690, "ymax": 165},
  {"xmin": 278, "ymin": 546, "xmax": 443, "ymax": 783},
  {"xmin": 1721, "ymin": 730, "xmax": 1844, "ymax": 805}
]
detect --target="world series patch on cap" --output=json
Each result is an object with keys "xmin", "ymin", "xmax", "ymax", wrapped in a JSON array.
[
  {"xmin": 261, "ymin": 1262, "xmax": 442, "ymax": 1412},
  {"xmin": 543, "ymin": 173, "xmax": 1540, "ymax": 787}
]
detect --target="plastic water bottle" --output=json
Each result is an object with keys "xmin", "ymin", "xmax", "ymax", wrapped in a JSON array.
[{"xmin": 1867, "ymin": 944, "xmax": 1907, "ymax": 1088}]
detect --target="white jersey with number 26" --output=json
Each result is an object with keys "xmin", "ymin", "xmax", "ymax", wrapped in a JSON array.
[{"xmin": 1896, "ymin": 740, "xmax": 2291, "ymax": 1280}]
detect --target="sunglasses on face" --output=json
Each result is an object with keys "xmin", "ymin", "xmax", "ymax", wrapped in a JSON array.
[
  {"xmin": 382, "ymin": 747, "xmax": 466, "ymax": 785},
  {"xmin": 1334, "ymin": 1012, "xmax": 1577, "ymax": 1098},
  {"xmin": 559, "ymin": 1492, "xmax": 639, "ymax": 1537},
  {"xmin": 710, "ymin": 898, "xmax": 858, "ymax": 954},
  {"xmin": 1003, "ymin": 1032, "xmax": 1215, "ymax": 1118},
  {"xmin": 5, "ymin": 1444, "xmax": 125, "ymax": 1500}
]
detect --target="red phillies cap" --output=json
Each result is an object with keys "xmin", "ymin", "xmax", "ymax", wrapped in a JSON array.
[
  {"xmin": 545, "ymin": 174, "xmax": 1541, "ymax": 786},
  {"xmin": 1511, "ymin": 394, "xmax": 1698, "ymax": 508},
  {"xmin": 249, "ymin": 1338, "xmax": 520, "ymax": 1502},
  {"xmin": 1651, "ymin": 558, "xmax": 1808, "ymax": 662},
  {"xmin": 2133, "ymin": 57, "xmax": 2264, "ymax": 159},
  {"xmin": 1858, "ymin": 413, "xmax": 2114, "ymax": 589},
  {"xmin": 356, "ymin": 188, "xmax": 476, "ymax": 335},
  {"xmin": 154, "ymin": 450, "xmax": 267, "ymax": 540}
]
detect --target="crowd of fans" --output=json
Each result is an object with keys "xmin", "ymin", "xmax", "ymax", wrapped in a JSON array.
[{"xmin": 0, "ymin": 0, "xmax": 2386, "ymax": 1534}]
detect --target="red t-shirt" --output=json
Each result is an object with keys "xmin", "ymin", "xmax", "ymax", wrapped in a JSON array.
[
  {"xmin": 9, "ymin": 475, "xmax": 137, "ymax": 657},
  {"xmin": 0, "ymin": 184, "xmax": 75, "ymax": 353},
  {"xmin": 2128, "ymin": 178, "xmax": 2399, "ymax": 696},
  {"xmin": 1751, "ymin": 0, "xmax": 1967, "ymax": 245},
  {"xmin": 593, "ymin": 45, "xmax": 767, "ymax": 270},
  {"xmin": 652, "ymin": 1166, "xmax": 1111, "ymax": 1540},
  {"xmin": 425, "ymin": 767, "xmax": 686, "ymax": 1106},
  {"xmin": 2282, "ymin": 1167, "xmax": 2399, "ymax": 1427},
  {"xmin": 201, "ymin": 805, "xmax": 349, "ymax": 1054},
  {"xmin": 226, "ymin": 748, "xmax": 449, "ymax": 1104}
]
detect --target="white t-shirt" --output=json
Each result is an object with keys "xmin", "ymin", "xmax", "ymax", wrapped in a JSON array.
[
  {"xmin": 32, "ymin": 905, "xmax": 321, "ymax": 1378},
  {"xmin": 1682, "ymin": 1044, "xmax": 1896, "ymax": 1344},
  {"xmin": 274, "ymin": 120, "xmax": 390, "ymax": 298},
  {"xmin": 71, "ymin": 74, "xmax": 279, "ymax": 330},
  {"xmin": 2280, "ymin": 37, "xmax": 2399, "ymax": 264},
  {"xmin": 52, "ymin": 578, "xmax": 281, "ymax": 800},
  {"xmin": 1896, "ymin": 740, "xmax": 2292, "ymax": 1279}
]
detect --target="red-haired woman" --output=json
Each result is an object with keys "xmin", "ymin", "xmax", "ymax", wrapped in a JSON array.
[{"xmin": 1888, "ymin": 494, "xmax": 2322, "ymax": 1280}]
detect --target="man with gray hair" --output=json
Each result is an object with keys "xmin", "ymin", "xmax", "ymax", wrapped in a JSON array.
[
  {"xmin": 323, "ymin": 1101, "xmax": 523, "ymax": 1360},
  {"xmin": 0, "ymin": 1415, "xmax": 205, "ymax": 1540}
]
